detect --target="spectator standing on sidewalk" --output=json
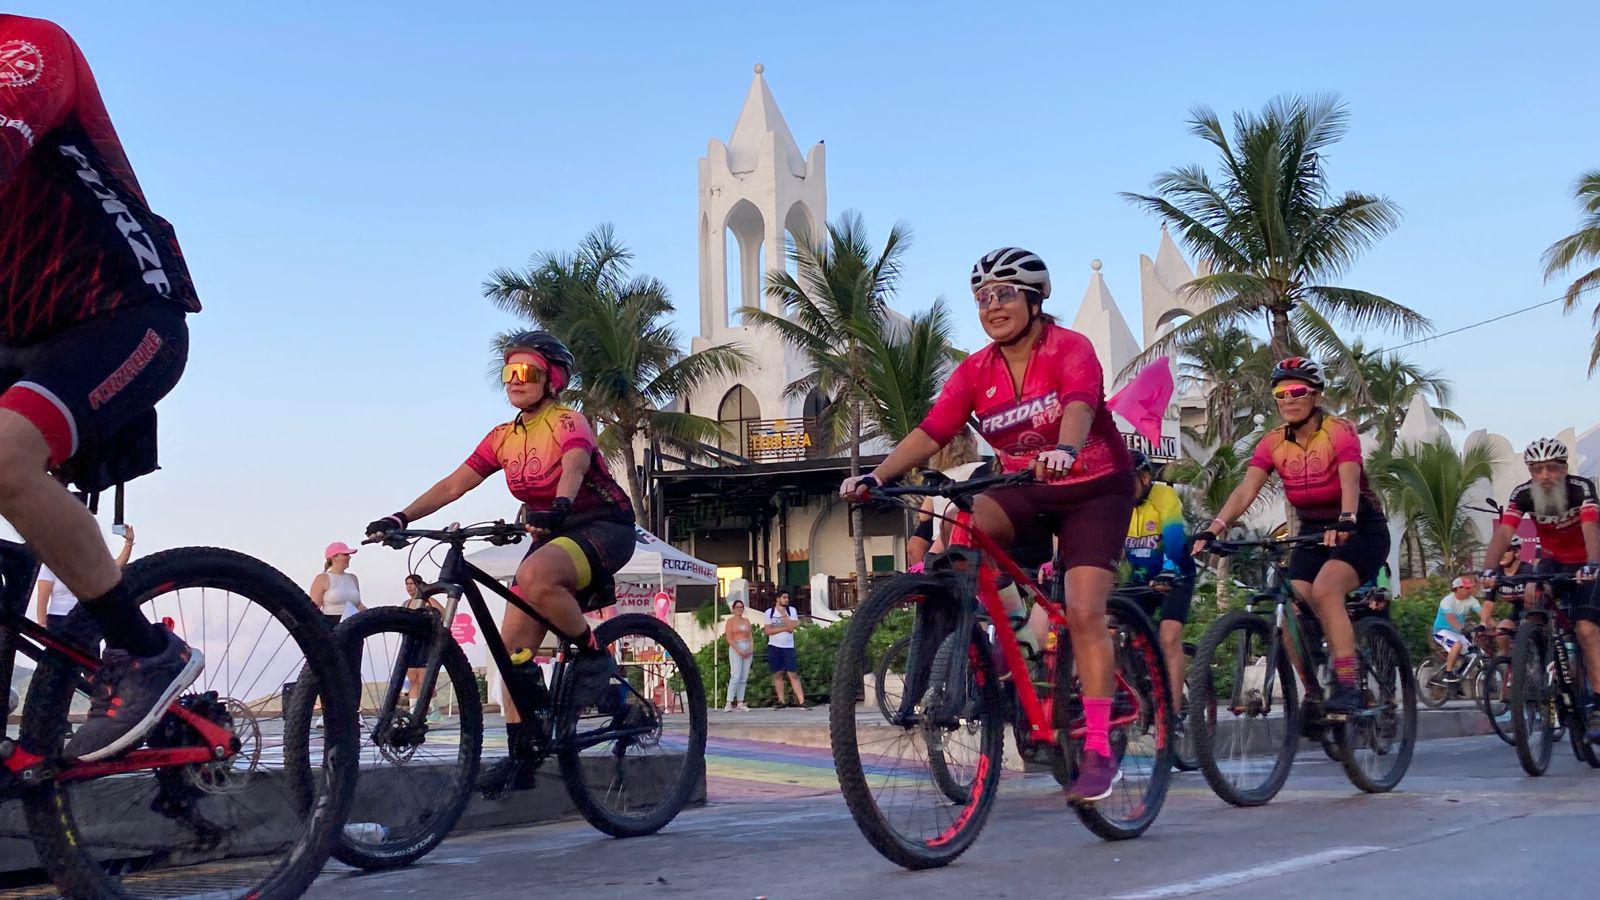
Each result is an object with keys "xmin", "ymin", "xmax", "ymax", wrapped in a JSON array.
[
  {"xmin": 311, "ymin": 541, "xmax": 367, "ymax": 626},
  {"xmin": 764, "ymin": 592, "xmax": 805, "ymax": 708},
  {"xmin": 36, "ymin": 526, "xmax": 136, "ymax": 647},
  {"xmin": 402, "ymin": 574, "xmax": 446, "ymax": 717},
  {"xmin": 723, "ymin": 598, "xmax": 754, "ymax": 710}
]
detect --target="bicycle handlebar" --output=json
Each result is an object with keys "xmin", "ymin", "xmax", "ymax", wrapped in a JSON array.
[
  {"xmin": 362, "ymin": 520, "xmax": 526, "ymax": 549},
  {"xmin": 869, "ymin": 470, "xmax": 1035, "ymax": 501},
  {"xmin": 1493, "ymin": 571, "xmax": 1580, "ymax": 587},
  {"xmin": 1204, "ymin": 533, "xmax": 1326, "ymax": 556}
]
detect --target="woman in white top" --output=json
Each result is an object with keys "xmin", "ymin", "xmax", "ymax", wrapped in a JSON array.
[
  {"xmin": 311, "ymin": 541, "xmax": 367, "ymax": 627},
  {"xmin": 37, "ymin": 526, "xmax": 135, "ymax": 646}
]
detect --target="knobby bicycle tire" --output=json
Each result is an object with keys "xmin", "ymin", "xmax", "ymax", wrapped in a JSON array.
[
  {"xmin": 556, "ymin": 614, "xmax": 707, "ymax": 838},
  {"xmin": 1189, "ymin": 610, "xmax": 1299, "ymax": 807},
  {"xmin": 1415, "ymin": 659, "xmax": 1450, "ymax": 709},
  {"xmin": 330, "ymin": 606, "xmax": 483, "ymax": 870},
  {"xmin": 1509, "ymin": 621, "xmax": 1554, "ymax": 776},
  {"xmin": 830, "ymin": 576, "xmax": 1003, "ymax": 870},
  {"xmin": 1482, "ymin": 656, "xmax": 1513, "ymax": 746},
  {"xmin": 21, "ymin": 547, "xmax": 359, "ymax": 899},
  {"xmin": 1562, "ymin": 645, "xmax": 1600, "ymax": 768},
  {"xmin": 1173, "ymin": 642, "xmax": 1201, "ymax": 772},
  {"xmin": 1336, "ymin": 618, "xmax": 1416, "ymax": 793}
]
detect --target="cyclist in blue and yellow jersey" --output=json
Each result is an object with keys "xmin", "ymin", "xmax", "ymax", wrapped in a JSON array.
[{"xmin": 1123, "ymin": 450, "xmax": 1196, "ymax": 726}]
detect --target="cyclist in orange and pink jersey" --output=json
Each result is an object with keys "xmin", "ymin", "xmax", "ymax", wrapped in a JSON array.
[
  {"xmin": 841, "ymin": 248, "xmax": 1134, "ymax": 804},
  {"xmin": 1193, "ymin": 357, "xmax": 1390, "ymax": 715},
  {"xmin": 366, "ymin": 331, "xmax": 635, "ymax": 793}
]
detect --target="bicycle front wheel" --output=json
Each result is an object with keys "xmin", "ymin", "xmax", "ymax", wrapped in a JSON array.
[
  {"xmin": 556, "ymin": 614, "xmax": 707, "ymax": 838},
  {"xmin": 1337, "ymin": 618, "xmax": 1416, "ymax": 793},
  {"xmin": 1415, "ymin": 659, "xmax": 1449, "ymax": 709},
  {"xmin": 1172, "ymin": 642, "xmax": 1201, "ymax": 772},
  {"xmin": 830, "ymin": 577, "xmax": 1003, "ymax": 870},
  {"xmin": 874, "ymin": 634, "xmax": 912, "ymax": 722},
  {"xmin": 21, "ymin": 547, "xmax": 358, "ymax": 899},
  {"xmin": 1509, "ymin": 621, "xmax": 1554, "ymax": 776},
  {"xmin": 330, "ymin": 606, "xmax": 483, "ymax": 870},
  {"xmin": 1189, "ymin": 610, "xmax": 1298, "ymax": 807}
]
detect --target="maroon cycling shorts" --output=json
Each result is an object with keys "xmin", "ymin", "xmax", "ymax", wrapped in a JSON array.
[{"xmin": 982, "ymin": 469, "xmax": 1135, "ymax": 572}]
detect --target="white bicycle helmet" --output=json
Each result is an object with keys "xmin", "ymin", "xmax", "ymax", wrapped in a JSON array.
[
  {"xmin": 1270, "ymin": 356, "xmax": 1326, "ymax": 390},
  {"xmin": 971, "ymin": 248, "xmax": 1051, "ymax": 300},
  {"xmin": 1524, "ymin": 437, "xmax": 1568, "ymax": 464}
]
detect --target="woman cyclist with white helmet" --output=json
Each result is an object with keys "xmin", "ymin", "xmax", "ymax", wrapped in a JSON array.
[
  {"xmin": 1192, "ymin": 357, "xmax": 1391, "ymax": 715},
  {"xmin": 842, "ymin": 247, "xmax": 1136, "ymax": 803}
]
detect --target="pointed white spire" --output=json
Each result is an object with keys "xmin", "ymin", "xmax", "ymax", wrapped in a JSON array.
[
  {"xmin": 727, "ymin": 63, "xmax": 806, "ymax": 177},
  {"xmin": 1396, "ymin": 394, "xmax": 1448, "ymax": 451},
  {"xmin": 1071, "ymin": 260, "xmax": 1141, "ymax": 390},
  {"xmin": 1151, "ymin": 225, "xmax": 1197, "ymax": 292}
]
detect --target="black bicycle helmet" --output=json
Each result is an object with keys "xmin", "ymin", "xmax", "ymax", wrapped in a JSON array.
[
  {"xmin": 502, "ymin": 330, "xmax": 574, "ymax": 393},
  {"xmin": 1129, "ymin": 449, "xmax": 1154, "ymax": 473}
]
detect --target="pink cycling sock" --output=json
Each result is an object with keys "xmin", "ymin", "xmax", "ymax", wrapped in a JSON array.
[
  {"xmin": 1333, "ymin": 655, "xmax": 1358, "ymax": 688},
  {"xmin": 1083, "ymin": 696, "xmax": 1113, "ymax": 756}
]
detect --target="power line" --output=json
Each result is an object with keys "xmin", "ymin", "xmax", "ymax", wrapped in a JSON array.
[{"xmin": 1369, "ymin": 294, "xmax": 1568, "ymax": 355}]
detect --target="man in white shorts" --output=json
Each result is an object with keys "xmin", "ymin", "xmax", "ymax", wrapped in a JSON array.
[{"xmin": 1433, "ymin": 576, "xmax": 1483, "ymax": 682}]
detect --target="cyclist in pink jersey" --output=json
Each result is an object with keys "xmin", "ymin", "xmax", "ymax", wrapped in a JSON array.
[
  {"xmin": 367, "ymin": 331, "xmax": 635, "ymax": 792},
  {"xmin": 841, "ymin": 248, "xmax": 1134, "ymax": 803},
  {"xmin": 1192, "ymin": 357, "xmax": 1390, "ymax": 715}
]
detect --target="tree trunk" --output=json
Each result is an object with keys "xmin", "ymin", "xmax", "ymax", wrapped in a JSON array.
[
  {"xmin": 850, "ymin": 399, "xmax": 870, "ymax": 603},
  {"xmin": 1268, "ymin": 305, "xmax": 1293, "ymax": 358},
  {"xmin": 620, "ymin": 435, "xmax": 648, "ymax": 529},
  {"xmin": 1215, "ymin": 554, "xmax": 1233, "ymax": 610}
]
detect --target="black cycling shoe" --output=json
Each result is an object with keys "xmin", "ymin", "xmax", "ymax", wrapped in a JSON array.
[
  {"xmin": 1323, "ymin": 684, "xmax": 1367, "ymax": 717},
  {"xmin": 476, "ymin": 755, "xmax": 540, "ymax": 797},
  {"xmin": 567, "ymin": 651, "xmax": 619, "ymax": 709},
  {"xmin": 65, "ymin": 630, "xmax": 204, "ymax": 762}
]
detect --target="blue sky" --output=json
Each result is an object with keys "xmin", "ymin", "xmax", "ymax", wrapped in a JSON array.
[{"xmin": 8, "ymin": 1, "xmax": 1597, "ymax": 596}]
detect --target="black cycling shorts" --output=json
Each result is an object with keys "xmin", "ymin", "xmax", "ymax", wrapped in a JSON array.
[
  {"xmin": 1136, "ymin": 578, "xmax": 1194, "ymax": 625},
  {"xmin": 984, "ymin": 470, "xmax": 1135, "ymax": 572},
  {"xmin": 911, "ymin": 518, "xmax": 934, "ymax": 544},
  {"xmin": 0, "ymin": 303, "xmax": 186, "ymax": 472},
  {"xmin": 1287, "ymin": 515, "xmax": 1390, "ymax": 585},
  {"xmin": 519, "ymin": 518, "xmax": 637, "ymax": 611}
]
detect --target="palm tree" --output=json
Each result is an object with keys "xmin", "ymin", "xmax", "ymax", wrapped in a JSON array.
[
  {"xmin": 1327, "ymin": 342, "xmax": 1460, "ymax": 451},
  {"xmin": 742, "ymin": 211, "xmax": 911, "ymax": 600},
  {"xmin": 858, "ymin": 299, "xmax": 964, "ymax": 444},
  {"xmin": 1173, "ymin": 325, "xmax": 1272, "ymax": 447},
  {"xmin": 1541, "ymin": 169, "xmax": 1600, "ymax": 375},
  {"xmin": 1122, "ymin": 95, "xmax": 1430, "ymax": 369},
  {"xmin": 1371, "ymin": 439, "xmax": 1495, "ymax": 576},
  {"xmin": 483, "ymin": 225, "xmax": 750, "ymax": 524}
]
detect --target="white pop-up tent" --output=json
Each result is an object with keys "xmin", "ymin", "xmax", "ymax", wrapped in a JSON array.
[{"xmin": 464, "ymin": 525, "xmax": 716, "ymax": 586}]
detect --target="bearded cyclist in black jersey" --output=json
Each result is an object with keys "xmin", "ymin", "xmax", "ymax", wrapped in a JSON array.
[
  {"xmin": 0, "ymin": 15, "xmax": 203, "ymax": 761},
  {"xmin": 1479, "ymin": 437, "xmax": 1600, "ymax": 736}
]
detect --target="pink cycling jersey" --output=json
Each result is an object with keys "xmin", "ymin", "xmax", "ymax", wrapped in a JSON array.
[
  {"xmin": 464, "ymin": 403, "xmax": 634, "ymax": 524},
  {"xmin": 1248, "ymin": 413, "xmax": 1382, "ymax": 520},
  {"xmin": 919, "ymin": 323, "xmax": 1129, "ymax": 484}
]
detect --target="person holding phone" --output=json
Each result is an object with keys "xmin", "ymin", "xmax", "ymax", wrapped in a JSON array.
[
  {"xmin": 36, "ymin": 525, "xmax": 136, "ymax": 648},
  {"xmin": 764, "ymin": 592, "xmax": 805, "ymax": 708}
]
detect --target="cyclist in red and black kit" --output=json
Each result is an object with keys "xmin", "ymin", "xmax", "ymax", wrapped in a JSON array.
[
  {"xmin": 1479, "ymin": 437, "xmax": 1600, "ymax": 735},
  {"xmin": 0, "ymin": 15, "xmax": 202, "ymax": 761},
  {"xmin": 841, "ymin": 247, "xmax": 1135, "ymax": 804}
]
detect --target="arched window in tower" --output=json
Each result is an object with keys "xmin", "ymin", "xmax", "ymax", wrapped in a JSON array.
[
  {"xmin": 782, "ymin": 201, "xmax": 815, "ymax": 289},
  {"xmin": 1154, "ymin": 310, "xmax": 1193, "ymax": 342},
  {"xmin": 718, "ymin": 384, "xmax": 761, "ymax": 458},
  {"xmin": 724, "ymin": 200, "xmax": 766, "ymax": 328}
]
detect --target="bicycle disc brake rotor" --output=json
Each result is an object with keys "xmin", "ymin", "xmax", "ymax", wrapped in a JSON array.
[
  {"xmin": 371, "ymin": 711, "xmax": 427, "ymax": 763},
  {"xmin": 147, "ymin": 691, "xmax": 251, "ymax": 796}
]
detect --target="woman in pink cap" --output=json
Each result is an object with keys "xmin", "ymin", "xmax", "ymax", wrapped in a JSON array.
[{"xmin": 311, "ymin": 541, "xmax": 367, "ymax": 627}]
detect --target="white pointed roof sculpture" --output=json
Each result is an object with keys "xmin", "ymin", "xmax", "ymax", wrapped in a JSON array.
[
  {"xmin": 1070, "ymin": 259, "xmax": 1142, "ymax": 391},
  {"xmin": 727, "ymin": 63, "xmax": 807, "ymax": 177},
  {"xmin": 1395, "ymin": 394, "xmax": 1449, "ymax": 450},
  {"xmin": 1139, "ymin": 225, "xmax": 1214, "ymax": 349}
]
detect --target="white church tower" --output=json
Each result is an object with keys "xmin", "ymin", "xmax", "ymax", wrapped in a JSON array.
[{"xmin": 687, "ymin": 65, "xmax": 828, "ymax": 447}]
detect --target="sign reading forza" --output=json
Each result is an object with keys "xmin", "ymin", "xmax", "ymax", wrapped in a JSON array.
[
  {"xmin": 745, "ymin": 418, "xmax": 824, "ymax": 462},
  {"xmin": 1122, "ymin": 431, "xmax": 1177, "ymax": 461}
]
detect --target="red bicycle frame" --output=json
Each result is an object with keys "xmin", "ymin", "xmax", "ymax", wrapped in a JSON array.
[{"xmin": 0, "ymin": 613, "xmax": 237, "ymax": 786}]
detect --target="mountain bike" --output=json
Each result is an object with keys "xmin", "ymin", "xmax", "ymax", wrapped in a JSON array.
[
  {"xmin": 1112, "ymin": 577, "xmax": 1200, "ymax": 771},
  {"xmin": 830, "ymin": 472, "xmax": 1171, "ymax": 870},
  {"xmin": 1417, "ymin": 625, "xmax": 1494, "ymax": 708},
  {"xmin": 0, "ymin": 523, "xmax": 357, "ymax": 896},
  {"xmin": 1188, "ymin": 534, "xmax": 1417, "ymax": 807},
  {"xmin": 1502, "ymin": 571, "xmax": 1600, "ymax": 776},
  {"xmin": 332, "ymin": 522, "xmax": 707, "ymax": 870}
]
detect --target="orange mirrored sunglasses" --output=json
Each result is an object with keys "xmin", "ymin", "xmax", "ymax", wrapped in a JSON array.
[
  {"xmin": 501, "ymin": 362, "xmax": 548, "ymax": 385},
  {"xmin": 1271, "ymin": 384, "xmax": 1315, "ymax": 400}
]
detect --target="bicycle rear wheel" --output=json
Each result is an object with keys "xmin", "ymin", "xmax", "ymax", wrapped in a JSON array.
[
  {"xmin": 20, "ymin": 547, "xmax": 358, "ymax": 899},
  {"xmin": 1509, "ymin": 621, "xmax": 1554, "ymax": 776},
  {"xmin": 1482, "ymin": 656, "xmax": 1513, "ymax": 745},
  {"xmin": 830, "ymin": 577, "xmax": 1003, "ymax": 870},
  {"xmin": 1189, "ymin": 610, "xmax": 1298, "ymax": 807},
  {"xmin": 1416, "ymin": 658, "xmax": 1449, "ymax": 709},
  {"xmin": 1060, "ymin": 597, "xmax": 1172, "ymax": 840},
  {"xmin": 329, "ymin": 607, "xmax": 483, "ymax": 870},
  {"xmin": 1336, "ymin": 618, "xmax": 1417, "ymax": 793},
  {"xmin": 556, "ymin": 614, "xmax": 706, "ymax": 838},
  {"xmin": 1172, "ymin": 642, "xmax": 1201, "ymax": 772}
]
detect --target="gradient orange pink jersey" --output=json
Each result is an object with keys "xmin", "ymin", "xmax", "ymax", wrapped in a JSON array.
[
  {"xmin": 1248, "ymin": 414, "xmax": 1382, "ymax": 520},
  {"xmin": 464, "ymin": 404, "xmax": 633, "ymax": 523}
]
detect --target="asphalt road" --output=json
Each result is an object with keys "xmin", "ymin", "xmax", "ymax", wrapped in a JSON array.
[{"xmin": 309, "ymin": 734, "xmax": 1600, "ymax": 899}]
